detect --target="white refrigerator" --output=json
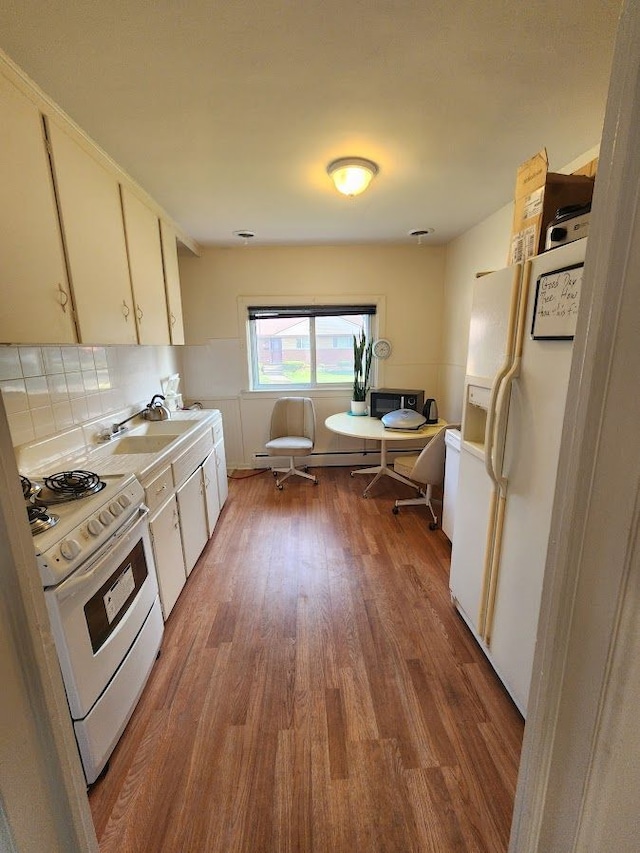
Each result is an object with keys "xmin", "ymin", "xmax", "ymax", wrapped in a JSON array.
[{"xmin": 449, "ymin": 238, "xmax": 587, "ymax": 716}]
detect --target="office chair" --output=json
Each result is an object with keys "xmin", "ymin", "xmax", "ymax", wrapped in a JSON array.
[
  {"xmin": 265, "ymin": 397, "xmax": 318, "ymax": 489},
  {"xmin": 391, "ymin": 423, "xmax": 460, "ymax": 528}
]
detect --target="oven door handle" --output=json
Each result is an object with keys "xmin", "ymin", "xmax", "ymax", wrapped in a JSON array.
[{"xmin": 56, "ymin": 507, "xmax": 149, "ymax": 602}]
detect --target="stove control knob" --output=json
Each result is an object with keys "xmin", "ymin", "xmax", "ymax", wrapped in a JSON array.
[
  {"xmin": 87, "ymin": 518, "xmax": 103, "ymax": 536},
  {"xmin": 118, "ymin": 494, "xmax": 131, "ymax": 509},
  {"xmin": 60, "ymin": 539, "xmax": 81, "ymax": 561},
  {"xmin": 99, "ymin": 509, "xmax": 113, "ymax": 526},
  {"xmin": 109, "ymin": 501, "xmax": 123, "ymax": 517}
]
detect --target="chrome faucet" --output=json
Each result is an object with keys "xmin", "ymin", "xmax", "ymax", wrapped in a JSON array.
[{"xmin": 98, "ymin": 408, "xmax": 146, "ymax": 441}]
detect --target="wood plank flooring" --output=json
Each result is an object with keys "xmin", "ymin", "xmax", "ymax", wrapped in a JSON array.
[{"xmin": 89, "ymin": 467, "xmax": 524, "ymax": 853}]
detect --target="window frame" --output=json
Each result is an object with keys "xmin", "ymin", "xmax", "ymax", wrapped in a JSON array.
[{"xmin": 241, "ymin": 299, "xmax": 384, "ymax": 392}]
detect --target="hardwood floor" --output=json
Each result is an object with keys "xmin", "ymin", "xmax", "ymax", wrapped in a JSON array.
[{"xmin": 89, "ymin": 467, "xmax": 524, "ymax": 852}]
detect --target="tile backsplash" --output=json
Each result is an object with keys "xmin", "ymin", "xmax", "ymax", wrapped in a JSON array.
[{"xmin": 0, "ymin": 344, "xmax": 180, "ymax": 448}]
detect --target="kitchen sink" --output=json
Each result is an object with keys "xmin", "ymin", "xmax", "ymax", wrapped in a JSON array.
[
  {"xmin": 109, "ymin": 435, "xmax": 177, "ymax": 454},
  {"xmin": 127, "ymin": 420, "xmax": 195, "ymax": 437}
]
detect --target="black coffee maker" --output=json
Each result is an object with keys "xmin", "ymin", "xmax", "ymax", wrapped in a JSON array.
[{"xmin": 423, "ymin": 398, "xmax": 438, "ymax": 424}]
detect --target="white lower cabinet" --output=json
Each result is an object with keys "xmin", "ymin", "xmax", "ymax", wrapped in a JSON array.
[
  {"xmin": 442, "ymin": 428, "xmax": 461, "ymax": 542},
  {"xmin": 176, "ymin": 467, "xmax": 208, "ymax": 576},
  {"xmin": 214, "ymin": 434, "xmax": 228, "ymax": 508},
  {"xmin": 140, "ymin": 413, "xmax": 226, "ymax": 616},
  {"xmin": 149, "ymin": 496, "xmax": 186, "ymax": 620},
  {"xmin": 202, "ymin": 450, "xmax": 220, "ymax": 536}
]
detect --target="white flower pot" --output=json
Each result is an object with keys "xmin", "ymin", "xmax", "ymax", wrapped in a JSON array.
[{"xmin": 350, "ymin": 400, "xmax": 367, "ymax": 416}]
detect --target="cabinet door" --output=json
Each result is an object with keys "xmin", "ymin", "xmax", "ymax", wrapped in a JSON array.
[
  {"xmin": 120, "ymin": 187, "xmax": 170, "ymax": 344},
  {"xmin": 149, "ymin": 496, "xmax": 186, "ymax": 620},
  {"xmin": 0, "ymin": 73, "xmax": 76, "ymax": 343},
  {"xmin": 176, "ymin": 467, "xmax": 208, "ymax": 576},
  {"xmin": 46, "ymin": 118, "xmax": 137, "ymax": 344},
  {"xmin": 202, "ymin": 450, "xmax": 220, "ymax": 536},
  {"xmin": 442, "ymin": 440, "xmax": 460, "ymax": 541},
  {"xmin": 159, "ymin": 220, "xmax": 185, "ymax": 344},
  {"xmin": 214, "ymin": 435, "xmax": 229, "ymax": 508}
]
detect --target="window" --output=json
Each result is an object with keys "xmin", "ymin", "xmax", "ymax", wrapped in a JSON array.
[{"xmin": 248, "ymin": 304, "xmax": 376, "ymax": 389}]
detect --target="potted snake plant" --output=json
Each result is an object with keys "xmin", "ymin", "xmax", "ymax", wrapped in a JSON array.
[{"xmin": 351, "ymin": 330, "xmax": 373, "ymax": 415}]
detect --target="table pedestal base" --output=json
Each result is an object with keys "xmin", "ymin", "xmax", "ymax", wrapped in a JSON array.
[{"xmin": 350, "ymin": 439, "xmax": 421, "ymax": 497}]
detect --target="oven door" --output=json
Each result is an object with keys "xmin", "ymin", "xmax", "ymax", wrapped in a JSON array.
[{"xmin": 45, "ymin": 507, "xmax": 159, "ymax": 720}]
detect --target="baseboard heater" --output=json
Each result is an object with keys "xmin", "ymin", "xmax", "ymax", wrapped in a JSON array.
[{"xmin": 251, "ymin": 448, "xmax": 418, "ymax": 468}]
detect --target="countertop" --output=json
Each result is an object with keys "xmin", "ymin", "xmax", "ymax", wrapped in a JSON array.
[{"xmin": 74, "ymin": 410, "xmax": 218, "ymax": 483}]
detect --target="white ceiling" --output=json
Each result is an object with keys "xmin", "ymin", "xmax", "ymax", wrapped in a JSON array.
[{"xmin": 0, "ymin": 1, "xmax": 621, "ymax": 247}]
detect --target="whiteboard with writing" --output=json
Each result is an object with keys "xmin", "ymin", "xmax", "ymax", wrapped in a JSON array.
[{"xmin": 531, "ymin": 262, "xmax": 584, "ymax": 340}]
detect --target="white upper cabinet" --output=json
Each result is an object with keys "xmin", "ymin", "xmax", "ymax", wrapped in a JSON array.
[
  {"xmin": 120, "ymin": 187, "xmax": 171, "ymax": 345},
  {"xmin": 0, "ymin": 72, "xmax": 76, "ymax": 343},
  {"xmin": 159, "ymin": 220, "xmax": 185, "ymax": 344},
  {"xmin": 0, "ymin": 54, "xmax": 190, "ymax": 346},
  {"xmin": 46, "ymin": 118, "xmax": 137, "ymax": 344}
]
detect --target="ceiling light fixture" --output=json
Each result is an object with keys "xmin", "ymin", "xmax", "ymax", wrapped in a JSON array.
[{"xmin": 327, "ymin": 157, "xmax": 379, "ymax": 197}]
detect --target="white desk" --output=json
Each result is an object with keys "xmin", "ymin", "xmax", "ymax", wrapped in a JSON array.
[{"xmin": 325, "ymin": 412, "xmax": 446, "ymax": 497}]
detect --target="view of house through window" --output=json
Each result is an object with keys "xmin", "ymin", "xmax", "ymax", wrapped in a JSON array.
[{"xmin": 248, "ymin": 305, "xmax": 376, "ymax": 389}]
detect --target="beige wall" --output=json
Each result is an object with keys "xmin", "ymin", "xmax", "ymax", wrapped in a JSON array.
[{"xmin": 179, "ymin": 244, "xmax": 446, "ymax": 467}]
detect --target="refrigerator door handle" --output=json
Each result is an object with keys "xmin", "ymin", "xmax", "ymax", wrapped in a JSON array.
[
  {"xmin": 483, "ymin": 263, "xmax": 533, "ymax": 644},
  {"xmin": 483, "ymin": 263, "xmax": 524, "ymax": 487},
  {"xmin": 492, "ymin": 359, "xmax": 521, "ymax": 494},
  {"xmin": 484, "ymin": 365, "xmax": 510, "ymax": 486},
  {"xmin": 487, "ymin": 261, "xmax": 532, "ymax": 494}
]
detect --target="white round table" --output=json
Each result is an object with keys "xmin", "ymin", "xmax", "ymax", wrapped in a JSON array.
[{"xmin": 324, "ymin": 412, "xmax": 447, "ymax": 496}]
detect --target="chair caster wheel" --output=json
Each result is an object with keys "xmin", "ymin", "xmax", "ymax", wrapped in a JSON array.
[
  {"xmin": 350, "ymin": 471, "xmax": 355, "ymax": 478},
  {"xmin": 313, "ymin": 478, "xmax": 318, "ymax": 485},
  {"xmin": 429, "ymin": 522, "xmax": 438, "ymax": 530},
  {"xmin": 277, "ymin": 484, "xmax": 284, "ymax": 490},
  {"xmin": 272, "ymin": 471, "xmax": 278, "ymax": 477},
  {"xmin": 363, "ymin": 492, "xmax": 369, "ymax": 499},
  {"xmin": 392, "ymin": 506, "xmax": 399, "ymax": 514}
]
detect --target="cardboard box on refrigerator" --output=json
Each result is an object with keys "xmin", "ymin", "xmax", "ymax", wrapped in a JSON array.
[{"xmin": 508, "ymin": 149, "xmax": 594, "ymax": 265}]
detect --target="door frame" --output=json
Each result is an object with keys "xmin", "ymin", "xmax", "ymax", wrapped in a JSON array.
[{"xmin": 509, "ymin": 1, "xmax": 640, "ymax": 849}]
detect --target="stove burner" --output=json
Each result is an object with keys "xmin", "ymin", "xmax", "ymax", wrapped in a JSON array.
[
  {"xmin": 27, "ymin": 504, "xmax": 59, "ymax": 536},
  {"xmin": 42, "ymin": 470, "xmax": 106, "ymax": 500},
  {"xmin": 21, "ymin": 475, "xmax": 39, "ymax": 501}
]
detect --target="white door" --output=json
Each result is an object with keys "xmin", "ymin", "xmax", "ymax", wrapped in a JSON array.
[
  {"xmin": 466, "ymin": 264, "xmax": 522, "ymax": 383},
  {"xmin": 215, "ymin": 435, "xmax": 229, "ymax": 508},
  {"xmin": 47, "ymin": 118, "xmax": 137, "ymax": 344},
  {"xmin": 202, "ymin": 450, "xmax": 220, "ymax": 536},
  {"xmin": 176, "ymin": 468, "xmax": 208, "ymax": 575},
  {"xmin": 159, "ymin": 220, "xmax": 185, "ymax": 344},
  {"xmin": 149, "ymin": 496, "xmax": 186, "ymax": 619},
  {"xmin": 488, "ymin": 240, "xmax": 586, "ymax": 714},
  {"xmin": 0, "ymin": 71, "xmax": 76, "ymax": 343},
  {"xmin": 449, "ymin": 445, "xmax": 495, "ymax": 638},
  {"xmin": 120, "ymin": 187, "xmax": 170, "ymax": 344},
  {"xmin": 442, "ymin": 429, "xmax": 461, "ymax": 541}
]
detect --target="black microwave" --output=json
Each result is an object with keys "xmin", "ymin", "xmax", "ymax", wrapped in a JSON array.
[{"xmin": 370, "ymin": 389, "xmax": 424, "ymax": 419}]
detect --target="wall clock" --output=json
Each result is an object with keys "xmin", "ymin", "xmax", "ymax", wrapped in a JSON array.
[{"xmin": 372, "ymin": 338, "xmax": 392, "ymax": 359}]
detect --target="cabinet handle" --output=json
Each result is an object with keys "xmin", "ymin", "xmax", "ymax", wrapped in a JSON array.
[
  {"xmin": 57, "ymin": 283, "xmax": 69, "ymax": 312},
  {"xmin": 136, "ymin": 304, "xmax": 144, "ymax": 322},
  {"xmin": 122, "ymin": 300, "xmax": 131, "ymax": 320},
  {"xmin": 155, "ymin": 483, "xmax": 167, "ymax": 495},
  {"xmin": 170, "ymin": 311, "xmax": 176, "ymax": 327}
]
